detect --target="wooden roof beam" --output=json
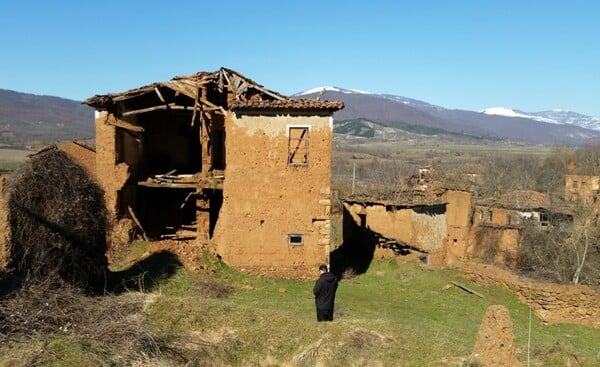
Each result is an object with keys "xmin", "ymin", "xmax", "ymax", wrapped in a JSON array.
[{"xmin": 121, "ymin": 103, "xmax": 195, "ymax": 117}]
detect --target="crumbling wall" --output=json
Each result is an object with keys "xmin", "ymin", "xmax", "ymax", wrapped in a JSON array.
[
  {"xmin": 344, "ymin": 202, "xmax": 446, "ymax": 252},
  {"xmin": 467, "ymin": 226, "xmax": 519, "ymax": 269},
  {"xmin": 213, "ymin": 112, "xmax": 333, "ymax": 277},
  {"xmin": 95, "ymin": 112, "xmax": 131, "ymax": 218},
  {"xmin": 471, "ymin": 305, "xmax": 521, "ymax": 367},
  {"xmin": 443, "ymin": 190, "xmax": 472, "ymax": 260},
  {"xmin": 58, "ymin": 141, "xmax": 97, "ymax": 180},
  {"xmin": 411, "ymin": 207, "xmax": 446, "ymax": 252},
  {"xmin": 458, "ymin": 262, "xmax": 600, "ymax": 329},
  {"xmin": 345, "ymin": 203, "xmax": 413, "ymax": 243},
  {"xmin": 565, "ymin": 174, "xmax": 600, "ymax": 205}
]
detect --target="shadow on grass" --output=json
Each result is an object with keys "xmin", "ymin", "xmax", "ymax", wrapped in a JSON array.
[{"xmin": 107, "ymin": 250, "xmax": 183, "ymax": 293}]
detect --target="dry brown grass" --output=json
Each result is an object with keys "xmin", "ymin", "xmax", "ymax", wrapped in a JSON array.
[{"xmin": 0, "ymin": 280, "xmax": 160, "ymax": 365}]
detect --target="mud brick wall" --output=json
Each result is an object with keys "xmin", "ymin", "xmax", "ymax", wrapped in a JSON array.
[
  {"xmin": 212, "ymin": 112, "xmax": 333, "ymax": 277},
  {"xmin": 58, "ymin": 142, "xmax": 97, "ymax": 181}
]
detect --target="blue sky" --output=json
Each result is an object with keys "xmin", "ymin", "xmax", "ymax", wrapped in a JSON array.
[{"xmin": 1, "ymin": 0, "xmax": 599, "ymax": 116}]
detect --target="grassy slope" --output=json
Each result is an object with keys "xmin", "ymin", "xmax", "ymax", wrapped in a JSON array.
[
  {"xmin": 1, "ymin": 257, "xmax": 598, "ymax": 366},
  {"xmin": 146, "ymin": 259, "xmax": 599, "ymax": 366}
]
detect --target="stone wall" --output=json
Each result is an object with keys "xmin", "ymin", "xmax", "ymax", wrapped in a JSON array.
[
  {"xmin": 95, "ymin": 112, "xmax": 131, "ymax": 218},
  {"xmin": 467, "ymin": 226, "xmax": 519, "ymax": 270},
  {"xmin": 344, "ymin": 202, "xmax": 447, "ymax": 253},
  {"xmin": 565, "ymin": 174, "xmax": 600, "ymax": 205},
  {"xmin": 443, "ymin": 190, "xmax": 472, "ymax": 260},
  {"xmin": 458, "ymin": 262, "xmax": 600, "ymax": 329}
]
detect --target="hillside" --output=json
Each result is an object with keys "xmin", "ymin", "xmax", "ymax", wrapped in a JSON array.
[
  {"xmin": 296, "ymin": 88, "xmax": 600, "ymax": 145},
  {"xmin": 3, "ymin": 86, "xmax": 600, "ymax": 147},
  {"xmin": 0, "ymin": 89, "xmax": 94, "ymax": 147},
  {"xmin": 1, "ymin": 253, "xmax": 598, "ymax": 366}
]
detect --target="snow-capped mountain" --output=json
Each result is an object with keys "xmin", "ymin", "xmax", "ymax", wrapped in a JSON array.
[
  {"xmin": 294, "ymin": 87, "xmax": 600, "ymax": 145},
  {"xmin": 482, "ymin": 107, "xmax": 600, "ymax": 131},
  {"xmin": 296, "ymin": 86, "xmax": 374, "ymax": 96}
]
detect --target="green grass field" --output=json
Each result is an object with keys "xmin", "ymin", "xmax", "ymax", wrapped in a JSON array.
[
  {"xmin": 0, "ymin": 148, "xmax": 30, "ymax": 172},
  {"xmin": 1, "ymin": 251, "xmax": 599, "ymax": 366}
]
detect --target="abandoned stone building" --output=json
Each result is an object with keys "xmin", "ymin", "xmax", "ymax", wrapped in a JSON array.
[
  {"xmin": 470, "ymin": 190, "xmax": 573, "ymax": 268},
  {"xmin": 341, "ymin": 187, "xmax": 473, "ymax": 268},
  {"xmin": 83, "ymin": 67, "xmax": 343, "ymax": 276}
]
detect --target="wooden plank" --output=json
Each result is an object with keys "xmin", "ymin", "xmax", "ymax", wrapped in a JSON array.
[
  {"xmin": 121, "ymin": 104, "xmax": 195, "ymax": 116},
  {"xmin": 449, "ymin": 281, "xmax": 484, "ymax": 298},
  {"xmin": 127, "ymin": 206, "xmax": 148, "ymax": 241},
  {"xmin": 137, "ymin": 181, "xmax": 198, "ymax": 189},
  {"xmin": 154, "ymin": 87, "xmax": 166, "ymax": 103},
  {"xmin": 121, "ymin": 105, "xmax": 167, "ymax": 116},
  {"xmin": 180, "ymin": 191, "xmax": 196, "ymax": 209}
]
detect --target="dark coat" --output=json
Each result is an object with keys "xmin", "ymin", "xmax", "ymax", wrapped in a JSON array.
[{"xmin": 313, "ymin": 271, "xmax": 338, "ymax": 310}]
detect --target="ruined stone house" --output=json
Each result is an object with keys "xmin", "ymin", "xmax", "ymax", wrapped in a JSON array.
[
  {"xmin": 83, "ymin": 68, "xmax": 343, "ymax": 277},
  {"xmin": 341, "ymin": 188, "xmax": 472, "ymax": 267},
  {"xmin": 469, "ymin": 190, "xmax": 573, "ymax": 268}
]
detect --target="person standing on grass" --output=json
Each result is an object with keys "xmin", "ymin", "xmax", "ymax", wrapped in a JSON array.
[{"xmin": 313, "ymin": 264, "xmax": 338, "ymax": 322}]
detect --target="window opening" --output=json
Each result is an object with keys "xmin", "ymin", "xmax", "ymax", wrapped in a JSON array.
[
  {"xmin": 288, "ymin": 127, "xmax": 309, "ymax": 165},
  {"xmin": 288, "ymin": 234, "xmax": 304, "ymax": 245}
]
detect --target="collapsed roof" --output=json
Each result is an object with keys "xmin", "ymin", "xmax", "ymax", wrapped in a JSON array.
[
  {"xmin": 84, "ymin": 67, "xmax": 344, "ymax": 115},
  {"xmin": 477, "ymin": 190, "xmax": 574, "ymax": 216}
]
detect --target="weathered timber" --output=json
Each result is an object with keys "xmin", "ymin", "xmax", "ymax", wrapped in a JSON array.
[{"xmin": 449, "ymin": 281, "xmax": 484, "ymax": 298}]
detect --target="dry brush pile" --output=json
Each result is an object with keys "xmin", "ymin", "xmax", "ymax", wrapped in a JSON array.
[
  {"xmin": 6, "ymin": 147, "xmax": 109, "ymax": 291},
  {"xmin": 0, "ymin": 147, "xmax": 170, "ymax": 364}
]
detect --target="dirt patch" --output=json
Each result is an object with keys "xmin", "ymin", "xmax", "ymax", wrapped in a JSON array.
[
  {"xmin": 146, "ymin": 239, "xmax": 216, "ymax": 273},
  {"xmin": 471, "ymin": 304, "xmax": 521, "ymax": 367}
]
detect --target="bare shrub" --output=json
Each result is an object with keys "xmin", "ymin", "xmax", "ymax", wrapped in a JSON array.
[
  {"xmin": 6, "ymin": 147, "xmax": 109, "ymax": 291},
  {"xmin": 517, "ymin": 222, "xmax": 572, "ymax": 283}
]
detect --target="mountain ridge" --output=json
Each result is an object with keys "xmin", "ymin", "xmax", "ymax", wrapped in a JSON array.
[
  {"xmin": 0, "ymin": 88, "xmax": 94, "ymax": 146},
  {"xmin": 1, "ymin": 86, "xmax": 600, "ymax": 147},
  {"xmin": 295, "ymin": 87, "xmax": 600, "ymax": 145}
]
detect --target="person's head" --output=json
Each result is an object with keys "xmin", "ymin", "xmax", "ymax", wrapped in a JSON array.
[{"xmin": 319, "ymin": 264, "xmax": 328, "ymax": 274}]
